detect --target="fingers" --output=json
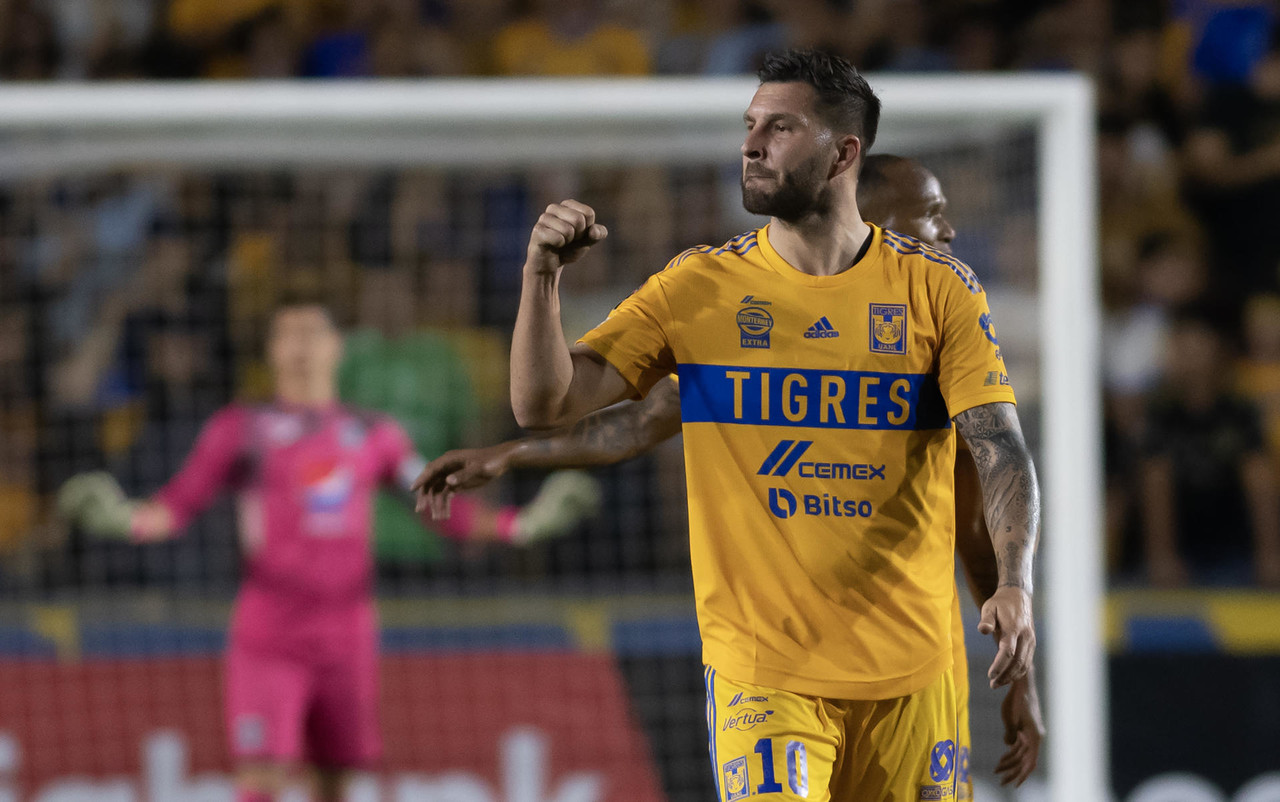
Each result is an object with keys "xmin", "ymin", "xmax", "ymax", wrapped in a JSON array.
[
  {"xmin": 977, "ymin": 600, "xmax": 997, "ymax": 636},
  {"xmin": 534, "ymin": 202, "xmax": 607, "ymax": 248},
  {"xmin": 994, "ymin": 732, "xmax": 1038, "ymax": 786},
  {"xmin": 560, "ymin": 199, "xmax": 596, "ymax": 228},
  {"xmin": 428, "ymin": 487, "xmax": 453, "ymax": 521},
  {"xmin": 988, "ymin": 630, "xmax": 1019, "ymax": 688}
]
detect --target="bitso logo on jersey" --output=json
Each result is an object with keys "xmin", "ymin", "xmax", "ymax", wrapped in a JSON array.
[
  {"xmin": 869, "ymin": 303, "xmax": 908, "ymax": 354},
  {"xmin": 804, "ymin": 316, "xmax": 840, "ymax": 339},
  {"xmin": 736, "ymin": 306, "xmax": 773, "ymax": 349},
  {"xmin": 767, "ymin": 487, "xmax": 873, "ymax": 520}
]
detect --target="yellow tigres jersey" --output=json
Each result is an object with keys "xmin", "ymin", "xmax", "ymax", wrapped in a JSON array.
[{"xmin": 580, "ymin": 224, "xmax": 1015, "ymax": 699}]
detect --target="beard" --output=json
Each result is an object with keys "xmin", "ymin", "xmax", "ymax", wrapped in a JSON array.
[{"xmin": 740, "ymin": 154, "xmax": 831, "ymax": 222}]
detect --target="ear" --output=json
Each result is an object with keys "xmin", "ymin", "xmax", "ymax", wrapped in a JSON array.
[{"xmin": 829, "ymin": 134, "xmax": 862, "ymax": 180}]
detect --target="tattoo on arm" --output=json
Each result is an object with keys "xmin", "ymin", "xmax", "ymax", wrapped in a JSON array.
[
  {"xmin": 954, "ymin": 402, "xmax": 1040, "ymax": 592},
  {"xmin": 523, "ymin": 377, "xmax": 682, "ymax": 466}
]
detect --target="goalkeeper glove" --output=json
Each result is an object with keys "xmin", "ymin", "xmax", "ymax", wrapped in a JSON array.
[
  {"xmin": 512, "ymin": 470, "xmax": 602, "ymax": 546},
  {"xmin": 57, "ymin": 471, "xmax": 138, "ymax": 540}
]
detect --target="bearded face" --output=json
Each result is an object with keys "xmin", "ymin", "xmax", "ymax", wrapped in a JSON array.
[{"xmin": 740, "ymin": 141, "xmax": 833, "ymax": 222}]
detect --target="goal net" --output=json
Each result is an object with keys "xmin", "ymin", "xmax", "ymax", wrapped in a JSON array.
[{"xmin": 0, "ymin": 77, "xmax": 1099, "ymax": 802}]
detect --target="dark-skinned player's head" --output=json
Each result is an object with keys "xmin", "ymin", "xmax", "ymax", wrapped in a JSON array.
[
  {"xmin": 741, "ymin": 49, "xmax": 881, "ymax": 223},
  {"xmin": 267, "ymin": 293, "xmax": 343, "ymax": 388},
  {"xmin": 858, "ymin": 154, "xmax": 956, "ymax": 253}
]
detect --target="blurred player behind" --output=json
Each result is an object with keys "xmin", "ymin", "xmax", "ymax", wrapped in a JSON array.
[
  {"xmin": 59, "ymin": 297, "xmax": 600, "ymax": 802},
  {"xmin": 416, "ymin": 155, "xmax": 1045, "ymax": 791}
]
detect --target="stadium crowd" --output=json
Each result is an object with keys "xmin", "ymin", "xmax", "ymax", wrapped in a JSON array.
[{"xmin": 1, "ymin": 0, "xmax": 1279, "ymax": 590}]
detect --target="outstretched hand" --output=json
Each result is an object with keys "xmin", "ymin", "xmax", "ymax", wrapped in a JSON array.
[
  {"xmin": 412, "ymin": 443, "xmax": 519, "ymax": 520},
  {"xmin": 525, "ymin": 199, "xmax": 608, "ymax": 275},
  {"xmin": 979, "ymin": 585, "xmax": 1036, "ymax": 688}
]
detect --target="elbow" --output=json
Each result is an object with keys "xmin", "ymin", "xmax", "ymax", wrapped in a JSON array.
[{"xmin": 512, "ymin": 399, "xmax": 565, "ymax": 431}]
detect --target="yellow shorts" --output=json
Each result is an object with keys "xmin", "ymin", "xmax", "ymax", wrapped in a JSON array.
[
  {"xmin": 954, "ymin": 653, "xmax": 972, "ymax": 800},
  {"xmin": 705, "ymin": 666, "xmax": 960, "ymax": 801}
]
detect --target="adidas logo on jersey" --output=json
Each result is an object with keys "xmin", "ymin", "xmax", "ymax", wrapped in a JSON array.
[{"xmin": 803, "ymin": 316, "xmax": 840, "ymax": 339}]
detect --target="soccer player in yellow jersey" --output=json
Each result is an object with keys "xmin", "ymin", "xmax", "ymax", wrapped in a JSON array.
[
  {"xmin": 415, "ymin": 152, "xmax": 1045, "ymax": 792},
  {"xmin": 506, "ymin": 49, "xmax": 1040, "ymax": 800}
]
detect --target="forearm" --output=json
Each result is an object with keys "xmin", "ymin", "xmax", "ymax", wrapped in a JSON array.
[
  {"xmin": 511, "ymin": 379, "xmax": 682, "ymax": 469},
  {"xmin": 955, "ymin": 404, "xmax": 1040, "ymax": 592},
  {"xmin": 131, "ymin": 500, "xmax": 178, "ymax": 542},
  {"xmin": 511, "ymin": 270, "xmax": 577, "ymax": 428},
  {"xmin": 954, "ymin": 449, "xmax": 1000, "ymax": 605}
]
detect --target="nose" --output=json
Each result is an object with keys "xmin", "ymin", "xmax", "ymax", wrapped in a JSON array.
[
  {"xmin": 939, "ymin": 217, "xmax": 956, "ymax": 245},
  {"xmin": 742, "ymin": 128, "xmax": 765, "ymax": 161}
]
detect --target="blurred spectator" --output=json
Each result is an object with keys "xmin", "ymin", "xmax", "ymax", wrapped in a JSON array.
[
  {"xmin": 492, "ymin": 0, "xmax": 651, "ymax": 75},
  {"xmin": 0, "ymin": 1, "xmax": 61, "ymax": 80},
  {"xmin": 338, "ymin": 269, "xmax": 478, "ymax": 562},
  {"xmin": 1183, "ymin": 46, "xmax": 1280, "ymax": 298},
  {"xmin": 1237, "ymin": 294, "xmax": 1280, "ymax": 463},
  {"xmin": 657, "ymin": 0, "xmax": 785, "ymax": 75},
  {"xmin": 1139, "ymin": 312, "xmax": 1280, "ymax": 587},
  {"xmin": 1187, "ymin": 0, "xmax": 1274, "ymax": 86},
  {"xmin": 1104, "ymin": 231, "xmax": 1210, "ymax": 437},
  {"xmin": 205, "ymin": 9, "xmax": 301, "ymax": 78},
  {"xmin": 301, "ymin": 0, "xmax": 374, "ymax": 77}
]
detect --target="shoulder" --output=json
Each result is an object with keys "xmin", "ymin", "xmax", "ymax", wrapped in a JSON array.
[
  {"xmin": 877, "ymin": 228, "xmax": 984, "ymax": 295},
  {"xmin": 661, "ymin": 229, "xmax": 762, "ymax": 274},
  {"xmin": 209, "ymin": 403, "xmax": 252, "ymax": 429}
]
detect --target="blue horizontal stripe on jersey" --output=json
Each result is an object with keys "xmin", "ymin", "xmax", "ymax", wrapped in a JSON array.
[{"xmin": 677, "ymin": 363, "xmax": 951, "ymax": 430}]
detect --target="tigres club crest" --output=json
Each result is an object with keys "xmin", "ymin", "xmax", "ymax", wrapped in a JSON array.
[
  {"xmin": 869, "ymin": 303, "xmax": 908, "ymax": 355},
  {"xmin": 723, "ymin": 756, "xmax": 750, "ymax": 801}
]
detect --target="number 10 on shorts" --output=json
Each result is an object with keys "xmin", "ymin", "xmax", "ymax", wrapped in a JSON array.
[{"xmin": 748, "ymin": 737, "xmax": 808, "ymax": 798}]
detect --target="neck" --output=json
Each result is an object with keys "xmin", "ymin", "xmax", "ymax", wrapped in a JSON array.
[
  {"xmin": 276, "ymin": 378, "xmax": 335, "ymax": 408},
  {"xmin": 767, "ymin": 199, "xmax": 871, "ymax": 277}
]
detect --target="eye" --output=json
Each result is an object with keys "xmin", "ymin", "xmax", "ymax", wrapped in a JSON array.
[{"xmin": 774, "ymin": 123, "xmax": 789, "ymax": 133}]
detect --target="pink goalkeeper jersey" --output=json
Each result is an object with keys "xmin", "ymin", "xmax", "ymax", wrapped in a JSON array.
[{"xmin": 154, "ymin": 402, "xmax": 422, "ymax": 657}]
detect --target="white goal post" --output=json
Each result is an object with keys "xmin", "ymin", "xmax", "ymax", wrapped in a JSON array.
[{"xmin": 0, "ymin": 75, "xmax": 1102, "ymax": 801}]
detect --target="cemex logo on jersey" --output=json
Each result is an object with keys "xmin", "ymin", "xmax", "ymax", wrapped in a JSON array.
[
  {"xmin": 758, "ymin": 440, "xmax": 886, "ymax": 481},
  {"xmin": 803, "ymin": 317, "xmax": 840, "ymax": 339},
  {"xmin": 740, "ymin": 295, "xmax": 772, "ymax": 306},
  {"xmin": 728, "ymin": 692, "xmax": 769, "ymax": 706}
]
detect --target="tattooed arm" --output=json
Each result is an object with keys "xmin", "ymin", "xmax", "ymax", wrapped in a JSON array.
[
  {"xmin": 413, "ymin": 377, "xmax": 683, "ymax": 518},
  {"xmin": 953, "ymin": 448, "xmax": 1044, "ymax": 786},
  {"xmin": 954, "ymin": 401, "xmax": 1041, "ymax": 688}
]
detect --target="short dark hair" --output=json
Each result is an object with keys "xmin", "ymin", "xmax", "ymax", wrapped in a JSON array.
[
  {"xmin": 271, "ymin": 290, "xmax": 335, "ymax": 327},
  {"xmin": 757, "ymin": 49, "xmax": 881, "ymax": 153}
]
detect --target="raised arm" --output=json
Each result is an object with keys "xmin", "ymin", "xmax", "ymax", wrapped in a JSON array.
[
  {"xmin": 414, "ymin": 377, "xmax": 683, "ymax": 518},
  {"xmin": 511, "ymin": 200, "xmax": 634, "ymax": 428},
  {"xmin": 953, "ymin": 401, "xmax": 1040, "ymax": 688}
]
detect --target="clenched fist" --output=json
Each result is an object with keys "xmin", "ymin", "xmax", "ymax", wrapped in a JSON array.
[{"xmin": 525, "ymin": 199, "xmax": 608, "ymax": 275}]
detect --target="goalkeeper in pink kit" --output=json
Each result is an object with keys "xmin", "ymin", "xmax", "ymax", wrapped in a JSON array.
[{"xmin": 59, "ymin": 299, "xmax": 600, "ymax": 802}]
